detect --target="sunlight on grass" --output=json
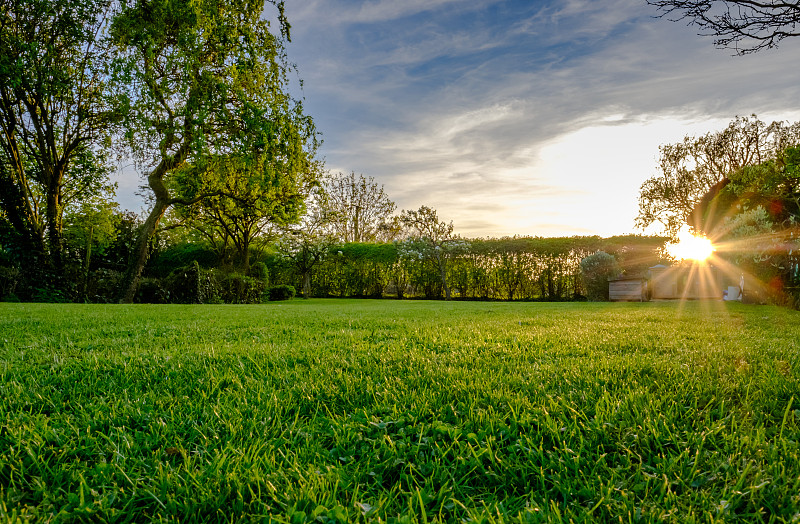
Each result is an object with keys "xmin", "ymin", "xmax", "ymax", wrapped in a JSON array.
[{"xmin": 0, "ymin": 301, "xmax": 799, "ymax": 521}]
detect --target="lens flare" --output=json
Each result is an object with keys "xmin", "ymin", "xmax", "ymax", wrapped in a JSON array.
[{"xmin": 667, "ymin": 228, "xmax": 715, "ymax": 262}]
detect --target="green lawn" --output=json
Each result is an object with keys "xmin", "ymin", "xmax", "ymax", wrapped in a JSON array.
[{"xmin": 1, "ymin": 300, "xmax": 799, "ymax": 522}]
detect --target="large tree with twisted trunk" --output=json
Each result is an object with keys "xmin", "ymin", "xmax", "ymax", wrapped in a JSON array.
[
  {"xmin": 110, "ymin": 0, "xmax": 318, "ymax": 302},
  {"xmin": 647, "ymin": 0, "xmax": 800, "ymax": 54}
]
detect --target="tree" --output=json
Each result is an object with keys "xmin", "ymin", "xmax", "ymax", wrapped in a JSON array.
[
  {"xmin": 322, "ymin": 171, "xmax": 397, "ymax": 243},
  {"xmin": 110, "ymin": 0, "xmax": 318, "ymax": 302},
  {"xmin": 0, "ymin": 0, "xmax": 115, "ymax": 285},
  {"xmin": 174, "ymin": 156, "xmax": 319, "ymax": 273},
  {"xmin": 63, "ymin": 196, "xmax": 118, "ymax": 300},
  {"xmin": 400, "ymin": 205, "xmax": 467, "ymax": 300},
  {"xmin": 699, "ymin": 146, "xmax": 800, "ymax": 302},
  {"xmin": 580, "ymin": 251, "xmax": 621, "ymax": 301},
  {"xmin": 279, "ymin": 214, "xmax": 334, "ymax": 298},
  {"xmin": 636, "ymin": 116, "xmax": 800, "ymax": 236},
  {"xmin": 721, "ymin": 146, "xmax": 800, "ymax": 228},
  {"xmin": 647, "ymin": 0, "xmax": 800, "ymax": 54}
]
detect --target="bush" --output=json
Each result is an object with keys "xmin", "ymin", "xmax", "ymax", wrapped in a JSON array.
[
  {"xmin": 32, "ymin": 286, "xmax": 70, "ymax": 303},
  {"xmin": 163, "ymin": 261, "xmax": 204, "ymax": 304},
  {"xmin": 217, "ymin": 272, "xmax": 267, "ymax": 303},
  {"xmin": 267, "ymin": 284, "xmax": 295, "ymax": 301},
  {"xmin": 136, "ymin": 278, "xmax": 170, "ymax": 303},
  {"xmin": 1, "ymin": 293, "xmax": 20, "ymax": 302},
  {"xmin": 148, "ymin": 242, "xmax": 218, "ymax": 277},
  {"xmin": 580, "ymin": 251, "xmax": 621, "ymax": 301},
  {"xmin": 248, "ymin": 261, "xmax": 269, "ymax": 282},
  {"xmin": 0, "ymin": 265, "xmax": 20, "ymax": 300},
  {"xmin": 85, "ymin": 269, "xmax": 123, "ymax": 303}
]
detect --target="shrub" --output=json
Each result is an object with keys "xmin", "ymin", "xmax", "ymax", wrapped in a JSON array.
[
  {"xmin": 149, "ymin": 242, "xmax": 218, "ymax": 277},
  {"xmin": 267, "ymin": 284, "xmax": 295, "ymax": 301},
  {"xmin": 0, "ymin": 265, "xmax": 20, "ymax": 300},
  {"xmin": 163, "ymin": 261, "xmax": 204, "ymax": 303},
  {"xmin": 85, "ymin": 269, "xmax": 123, "ymax": 303},
  {"xmin": 136, "ymin": 278, "xmax": 170, "ymax": 303},
  {"xmin": 217, "ymin": 272, "xmax": 267, "ymax": 303},
  {"xmin": 32, "ymin": 286, "xmax": 69, "ymax": 303},
  {"xmin": 580, "ymin": 251, "xmax": 621, "ymax": 301},
  {"xmin": 248, "ymin": 261, "xmax": 269, "ymax": 282}
]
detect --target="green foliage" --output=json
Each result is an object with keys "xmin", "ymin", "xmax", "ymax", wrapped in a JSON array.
[
  {"xmin": 0, "ymin": 266, "xmax": 20, "ymax": 300},
  {"xmin": 267, "ymin": 284, "xmax": 295, "ymax": 301},
  {"xmin": 162, "ymin": 262, "xmax": 204, "ymax": 304},
  {"xmin": 721, "ymin": 145, "xmax": 800, "ymax": 227},
  {"xmin": 149, "ymin": 243, "xmax": 219, "ymax": 278},
  {"xmin": 702, "ymin": 145, "xmax": 800, "ymax": 303},
  {"xmin": 173, "ymin": 154, "xmax": 318, "ymax": 273},
  {"xmin": 30, "ymin": 287, "xmax": 70, "ymax": 303},
  {"xmin": 248, "ymin": 261, "xmax": 269, "ymax": 282},
  {"xmin": 278, "ymin": 228, "xmax": 333, "ymax": 298},
  {"xmin": 84, "ymin": 269, "xmax": 124, "ymax": 303},
  {"xmin": 1, "ymin": 301, "xmax": 799, "ymax": 520},
  {"xmin": 636, "ymin": 116, "xmax": 800, "ymax": 235},
  {"xmin": 0, "ymin": 0, "xmax": 116, "ymax": 279},
  {"xmin": 63, "ymin": 199, "xmax": 118, "ymax": 257},
  {"xmin": 215, "ymin": 272, "xmax": 267, "ymax": 304},
  {"xmin": 109, "ymin": 0, "xmax": 318, "ymax": 301},
  {"xmin": 580, "ymin": 251, "xmax": 621, "ymax": 301},
  {"xmin": 99, "ymin": 211, "xmax": 142, "ymax": 272},
  {"xmin": 282, "ymin": 236, "xmax": 666, "ymax": 302},
  {"xmin": 134, "ymin": 277, "xmax": 170, "ymax": 304}
]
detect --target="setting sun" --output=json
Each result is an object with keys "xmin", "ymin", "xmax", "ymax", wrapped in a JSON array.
[{"xmin": 667, "ymin": 228, "xmax": 715, "ymax": 261}]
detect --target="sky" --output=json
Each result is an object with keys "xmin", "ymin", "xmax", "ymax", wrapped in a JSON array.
[{"xmin": 118, "ymin": 0, "xmax": 800, "ymax": 238}]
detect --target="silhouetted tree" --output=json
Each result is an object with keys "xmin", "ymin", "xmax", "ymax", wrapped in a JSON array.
[
  {"xmin": 648, "ymin": 0, "xmax": 800, "ymax": 54},
  {"xmin": 636, "ymin": 116, "xmax": 800, "ymax": 235}
]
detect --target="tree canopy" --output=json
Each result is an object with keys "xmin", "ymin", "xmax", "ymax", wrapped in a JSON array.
[
  {"xmin": 0, "ymin": 0, "xmax": 115, "ymax": 287},
  {"xmin": 321, "ymin": 171, "xmax": 397, "ymax": 243},
  {"xmin": 636, "ymin": 116, "xmax": 800, "ymax": 236},
  {"xmin": 110, "ymin": 0, "xmax": 318, "ymax": 302}
]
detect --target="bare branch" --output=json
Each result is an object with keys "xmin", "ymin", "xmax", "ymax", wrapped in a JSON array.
[{"xmin": 647, "ymin": 0, "xmax": 800, "ymax": 54}]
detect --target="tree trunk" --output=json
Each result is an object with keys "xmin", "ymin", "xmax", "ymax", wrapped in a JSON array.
[
  {"xmin": 45, "ymin": 187, "xmax": 64, "ymax": 275},
  {"xmin": 0, "ymin": 169, "xmax": 47, "ymax": 264},
  {"xmin": 302, "ymin": 270, "xmax": 311, "ymax": 298},
  {"xmin": 437, "ymin": 253, "xmax": 451, "ymax": 300},
  {"xmin": 118, "ymin": 196, "xmax": 169, "ymax": 303},
  {"xmin": 242, "ymin": 235, "xmax": 250, "ymax": 275},
  {"xmin": 81, "ymin": 225, "xmax": 93, "ymax": 301},
  {"xmin": 117, "ymin": 140, "xmax": 191, "ymax": 303}
]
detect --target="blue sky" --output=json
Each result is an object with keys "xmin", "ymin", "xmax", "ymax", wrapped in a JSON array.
[{"xmin": 268, "ymin": 0, "xmax": 800, "ymax": 238}]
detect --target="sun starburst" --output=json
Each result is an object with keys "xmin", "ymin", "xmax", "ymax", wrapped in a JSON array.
[{"xmin": 667, "ymin": 228, "xmax": 715, "ymax": 262}]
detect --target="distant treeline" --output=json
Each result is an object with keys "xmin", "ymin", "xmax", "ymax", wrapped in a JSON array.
[
  {"xmin": 277, "ymin": 236, "xmax": 668, "ymax": 301},
  {"xmin": 27, "ymin": 234, "xmax": 665, "ymax": 304}
]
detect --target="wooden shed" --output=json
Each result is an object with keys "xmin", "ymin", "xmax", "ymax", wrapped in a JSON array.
[
  {"xmin": 609, "ymin": 277, "xmax": 647, "ymax": 302},
  {"xmin": 649, "ymin": 264, "xmax": 679, "ymax": 299}
]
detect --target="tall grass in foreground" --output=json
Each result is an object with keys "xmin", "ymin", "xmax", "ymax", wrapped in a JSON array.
[{"xmin": 0, "ymin": 300, "xmax": 799, "ymax": 522}]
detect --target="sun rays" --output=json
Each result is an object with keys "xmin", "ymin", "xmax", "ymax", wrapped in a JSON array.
[{"xmin": 666, "ymin": 228, "xmax": 716, "ymax": 262}]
